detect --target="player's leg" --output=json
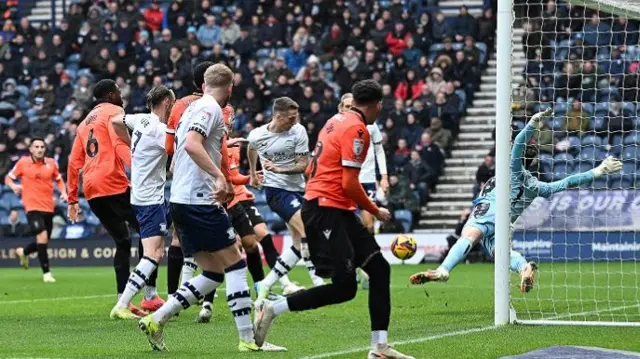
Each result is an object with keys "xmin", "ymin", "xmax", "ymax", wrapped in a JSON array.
[
  {"xmin": 166, "ymin": 231, "xmax": 183, "ymax": 295},
  {"xmin": 288, "ymin": 209, "xmax": 325, "ymax": 287},
  {"xmin": 486, "ymin": 239, "xmax": 537, "ymax": 294},
  {"xmin": 16, "ymin": 212, "xmax": 51, "ymax": 278},
  {"xmin": 357, "ymin": 184, "xmax": 377, "ymax": 290}
]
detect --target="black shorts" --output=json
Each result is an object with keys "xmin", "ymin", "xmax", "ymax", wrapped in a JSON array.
[
  {"xmin": 301, "ymin": 199, "xmax": 380, "ymax": 279},
  {"xmin": 239, "ymin": 200, "xmax": 264, "ymax": 226},
  {"xmin": 227, "ymin": 203, "xmax": 255, "ymax": 238},
  {"xmin": 27, "ymin": 211, "xmax": 53, "ymax": 238},
  {"xmin": 88, "ymin": 190, "xmax": 139, "ymax": 242}
]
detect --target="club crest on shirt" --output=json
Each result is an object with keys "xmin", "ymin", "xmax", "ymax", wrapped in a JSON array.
[
  {"xmin": 284, "ymin": 139, "xmax": 295, "ymax": 152},
  {"xmin": 353, "ymin": 138, "xmax": 365, "ymax": 156}
]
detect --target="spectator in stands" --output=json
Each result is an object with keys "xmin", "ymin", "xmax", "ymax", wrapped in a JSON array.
[
  {"xmin": 390, "ymin": 98, "xmax": 407, "ymax": 126},
  {"xmin": 404, "ymin": 149, "xmax": 435, "ymax": 196},
  {"xmin": 417, "ymin": 132, "xmax": 444, "ymax": 177},
  {"xmin": 384, "ymin": 174, "xmax": 419, "ymax": 232},
  {"xmin": 426, "ymin": 118, "xmax": 452, "ymax": 151},
  {"xmin": 554, "ymin": 62, "xmax": 581, "ymax": 101},
  {"xmin": 143, "ymin": 0, "xmax": 164, "ymax": 32},
  {"xmin": 369, "ymin": 19, "xmax": 388, "ymax": 51},
  {"xmin": 0, "ymin": 142, "xmax": 10, "ymax": 181},
  {"xmin": 0, "ymin": 209, "xmax": 28, "ymax": 238},
  {"xmin": 476, "ymin": 8, "xmax": 495, "ymax": 52},
  {"xmin": 29, "ymin": 76, "xmax": 55, "ymax": 117},
  {"xmin": 580, "ymin": 61, "xmax": 597, "ymax": 102},
  {"xmin": 54, "ymin": 74, "xmax": 73, "ymax": 115},
  {"xmin": 198, "ymin": 15, "xmax": 222, "ymax": 50},
  {"xmin": 432, "ymin": 12, "xmax": 453, "ymax": 42},
  {"xmin": 613, "ymin": 16, "xmax": 638, "ymax": 46},
  {"xmin": 386, "ymin": 22, "xmax": 411, "ymax": 57},
  {"xmin": 402, "ymin": 113, "xmax": 423, "ymax": 148},
  {"xmin": 474, "ymin": 155, "xmax": 495, "ymax": 198},
  {"xmin": 260, "ymin": 14, "xmax": 284, "ymax": 49},
  {"xmin": 286, "ymin": 40, "xmax": 309, "ymax": 75},
  {"xmin": 565, "ymin": 99, "xmax": 588, "ymax": 132},
  {"xmin": 427, "ymin": 67, "xmax": 446, "ymax": 96},
  {"xmin": 583, "ymin": 13, "xmax": 611, "ymax": 47},
  {"xmin": 454, "ymin": 6, "xmax": 476, "ymax": 42},
  {"xmin": 402, "ymin": 37, "xmax": 423, "ymax": 69},
  {"xmin": 395, "ymin": 70, "xmax": 424, "ymax": 103},
  {"xmin": 221, "ymin": 17, "xmax": 241, "ymax": 47},
  {"xmin": 534, "ymin": 121, "xmax": 555, "ymax": 155},
  {"xmin": 129, "ymin": 75, "xmax": 150, "ymax": 113}
]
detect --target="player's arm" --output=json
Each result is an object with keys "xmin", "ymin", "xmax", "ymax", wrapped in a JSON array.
[
  {"xmin": 5, "ymin": 159, "xmax": 23, "ymax": 195},
  {"xmin": 372, "ymin": 126, "xmax": 389, "ymax": 191},
  {"xmin": 537, "ymin": 156, "xmax": 622, "ymax": 198},
  {"xmin": 51, "ymin": 161, "xmax": 68, "ymax": 202},
  {"xmin": 165, "ymin": 102, "xmax": 182, "ymax": 155},
  {"xmin": 246, "ymin": 133, "xmax": 261, "ymax": 187},
  {"xmin": 511, "ymin": 108, "xmax": 553, "ymax": 175},
  {"xmin": 264, "ymin": 127, "xmax": 310, "ymax": 174},
  {"xmin": 112, "ymin": 114, "xmax": 132, "ymax": 146},
  {"xmin": 66, "ymin": 134, "xmax": 85, "ymax": 205},
  {"xmin": 108, "ymin": 117, "xmax": 132, "ymax": 168}
]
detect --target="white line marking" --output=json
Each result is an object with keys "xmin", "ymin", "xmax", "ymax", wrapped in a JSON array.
[
  {"xmin": 0, "ymin": 294, "xmax": 115, "ymax": 305},
  {"xmin": 301, "ymin": 303, "xmax": 640, "ymax": 359}
]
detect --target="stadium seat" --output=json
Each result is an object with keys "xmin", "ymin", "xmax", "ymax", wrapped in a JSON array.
[
  {"xmin": 552, "ymin": 162, "xmax": 572, "ymax": 180},
  {"xmin": 623, "ymin": 132, "xmax": 640, "ymax": 145},
  {"xmin": 254, "ymin": 192, "xmax": 267, "ymax": 205},
  {"xmin": 592, "ymin": 177, "xmax": 608, "ymax": 189},
  {"xmin": 553, "ymin": 152, "xmax": 575, "ymax": 164},
  {"xmin": 513, "ymin": 120, "xmax": 525, "ymax": 131},
  {"xmin": 0, "ymin": 209, "xmax": 7, "ymax": 224},
  {"xmin": 581, "ymin": 103, "xmax": 595, "ymax": 114},
  {"xmin": 595, "ymin": 102, "xmax": 610, "ymax": 114},
  {"xmin": 394, "ymin": 210, "xmax": 413, "ymax": 233},
  {"xmin": 589, "ymin": 116, "xmax": 607, "ymax": 132},
  {"xmin": 539, "ymin": 152, "xmax": 553, "ymax": 166},
  {"xmin": 85, "ymin": 212, "xmax": 101, "ymax": 226},
  {"xmin": 577, "ymin": 162, "xmax": 594, "ymax": 174},
  {"xmin": 611, "ymin": 135, "xmax": 624, "ymax": 155},
  {"xmin": 1, "ymin": 192, "xmax": 22, "ymax": 210},
  {"xmin": 540, "ymin": 163, "xmax": 553, "ymax": 181},
  {"xmin": 581, "ymin": 135, "xmax": 602, "ymax": 147},
  {"xmin": 553, "ymin": 102, "xmax": 569, "ymax": 115},
  {"xmin": 15, "ymin": 209, "xmax": 27, "ymax": 223},
  {"xmin": 550, "ymin": 116, "xmax": 565, "ymax": 131},
  {"xmin": 578, "ymin": 147, "xmax": 605, "ymax": 164},
  {"xmin": 567, "ymin": 136, "xmax": 582, "ymax": 153},
  {"xmin": 623, "ymin": 102, "xmax": 637, "ymax": 116},
  {"xmin": 621, "ymin": 146, "xmax": 640, "ymax": 162}
]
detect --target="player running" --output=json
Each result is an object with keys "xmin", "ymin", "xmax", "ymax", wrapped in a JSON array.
[
  {"xmin": 109, "ymin": 86, "xmax": 175, "ymax": 320},
  {"xmin": 67, "ymin": 79, "xmax": 161, "ymax": 315},
  {"xmin": 409, "ymin": 108, "xmax": 623, "ymax": 293},
  {"xmin": 137, "ymin": 64, "xmax": 285, "ymax": 352},
  {"xmin": 247, "ymin": 97, "xmax": 325, "ymax": 301},
  {"xmin": 196, "ymin": 105, "xmax": 293, "ymax": 324},
  {"xmin": 164, "ymin": 61, "xmax": 213, "ymax": 297},
  {"xmin": 7, "ymin": 138, "xmax": 67, "ymax": 283},
  {"xmin": 254, "ymin": 80, "xmax": 415, "ymax": 359},
  {"xmin": 339, "ymin": 93, "xmax": 389, "ymax": 290}
]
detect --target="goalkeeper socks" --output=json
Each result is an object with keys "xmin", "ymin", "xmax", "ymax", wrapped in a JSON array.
[
  {"xmin": 262, "ymin": 246, "xmax": 301, "ymax": 288},
  {"xmin": 117, "ymin": 256, "xmax": 157, "ymax": 309},
  {"xmin": 510, "ymin": 250, "xmax": 528, "ymax": 273},
  {"xmin": 181, "ymin": 256, "xmax": 197, "ymax": 283},
  {"xmin": 246, "ymin": 249, "xmax": 265, "ymax": 282},
  {"xmin": 260, "ymin": 234, "xmax": 279, "ymax": 269},
  {"xmin": 167, "ymin": 245, "xmax": 183, "ymax": 294},
  {"xmin": 225, "ymin": 260, "xmax": 254, "ymax": 343},
  {"xmin": 36, "ymin": 243, "xmax": 50, "ymax": 274},
  {"xmin": 23, "ymin": 242, "xmax": 38, "ymax": 256},
  {"xmin": 301, "ymin": 239, "xmax": 324, "ymax": 286},
  {"xmin": 439, "ymin": 237, "xmax": 473, "ymax": 273},
  {"xmin": 153, "ymin": 271, "xmax": 223, "ymax": 325}
]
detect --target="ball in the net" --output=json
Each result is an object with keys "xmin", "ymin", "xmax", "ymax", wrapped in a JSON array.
[{"xmin": 391, "ymin": 234, "xmax": 417, "ymax": 260}]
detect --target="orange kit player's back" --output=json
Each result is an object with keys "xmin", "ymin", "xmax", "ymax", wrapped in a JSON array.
[
  {"xmin": 305, "ymin": 110, "xmax": 371, "ymax": 211},
  {"xmin": 227, "ymin": 145, "xmax": 254, "ymax": 208},
  {"xmin": 165, "ymin": 93, "xmax": 201, "ymax": 155},
  {"xmin": 67, "ymin": 102, "xmax": 130, "ymax": 204}
]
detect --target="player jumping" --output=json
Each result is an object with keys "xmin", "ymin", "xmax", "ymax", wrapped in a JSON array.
[
  {"xmin": 137, "ymin": 64, "xmax": 284, "ymax": 352},
  {"xmin": 247, "ymin": 97, "xmax": 325, "ymax": 301},
  {"xmin": 254, "ymin": 80, "xmax": 415, "ymax": 359},
  {"xmin": 409, "ymin": 108, "xmax": 623, "ymax": 292},
  {"xmin": 67, "ymin": 79, "xmax": 161, "ymax": 315},
  {"xmin": 109, "ymin": 86, "xmax": 175, "ymax": 319},
  {"xmin": 7, "ymin": 138, "xmax": 67, "ymax": 283}
]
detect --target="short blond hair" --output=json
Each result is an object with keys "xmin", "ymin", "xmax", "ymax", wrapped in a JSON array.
[{"xmin": 204, "ymin": 63, "xmax": 234, "ymax": 88}]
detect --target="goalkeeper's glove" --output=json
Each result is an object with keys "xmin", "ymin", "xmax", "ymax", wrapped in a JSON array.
[
  {"xmin": 528, "ymin": 108, "xmax": 553, "ymax": 129},
  {"xmin": 593, "ymin": 156, "xmax": 622, "ymax": 178}
]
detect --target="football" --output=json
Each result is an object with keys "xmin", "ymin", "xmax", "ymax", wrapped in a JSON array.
[{"xmin": 391, "ymin": 234, "xmax": 418, "ymax": 260}]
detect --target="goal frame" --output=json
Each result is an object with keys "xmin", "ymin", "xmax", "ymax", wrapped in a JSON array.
[{"xmin": 494, "ymin": 0, "xmax": 640, "ymax": 327}]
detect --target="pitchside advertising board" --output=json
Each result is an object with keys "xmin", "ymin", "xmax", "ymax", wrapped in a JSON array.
[{"xmin": 0, "ymin": 233, "xmax": 449, "ymax": 267}]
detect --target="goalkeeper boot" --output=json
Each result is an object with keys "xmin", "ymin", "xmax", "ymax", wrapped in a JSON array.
[
  {"xmin": 519, "ymin": 262, "xmax": 538, "ymax": 293},
  {"xmin": 254, "ymin": 300, "xmax": 277, "ymax": 347},
  {"xmin": 16, "ymin": 247, "xmax": 28, "ymax": 269},
  {"xmin": 138, "ymin": 315, "xmax": 167, "ymax": 351},
  {"xmin": 409, "ymin": 268, "xmax": 449, "ymax": 285},
  {"xmin": 110, "ymin": 305, "xmax": 141, "ymax": 320},
  {"xmin": 140, "ymin": 295, "xmax": 164, "ymax": 312},
  {"xmin": 368, "ymin": 344, "xmax": 415, "ymax": 359}
]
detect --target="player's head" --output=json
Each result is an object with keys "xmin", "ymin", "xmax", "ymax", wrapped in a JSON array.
[
  {"xmin": 93, "ymin": 79, "xmax": 123, "ymax": 107},
  {"xmin": 524, "ymin": 144, "xmax": 538, "ymax": 169},
  {"xmin": 351, "ymin": 80, "xmax": 383, "ymax": 125},
  {"xmin": 203, "ymin": 63, "xmax": 234, "ymax": 106},
  {"xmin": 193, "ymin": 61, "xmax": 215, "ymax": 90},
  {"xmin": 272, "ymin": 97, "xmax": 300, "ymax": 130},
  {"xmin": 29, "ymin": 137, "xmax": 45, "ymax": 160},
  {"xmin": 338, "ymin": 93, "xmax": 353, "ymax": 113},
  {"xmin": 146, "ymin": 85, "xmax": 175, "ymax": 124}
]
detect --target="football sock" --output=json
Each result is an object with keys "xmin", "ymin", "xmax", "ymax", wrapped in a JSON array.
[
  {"xmin": 260, "ymin": 234, "xmax": 279, "ymax": 268},
  {"xmin": 153, "ymin": 271, "xmax": 223, "ymax": 325},
  {"xmin": 167, "ymin": 245, "xmax": 183, "ymax": 294},
  {"xmin": 363, "ymin": 253, "xmax": 391, "ymax": 333},
  {"xmin": 246, "ymin": 249, "xmax": 265, "ymax": 282},
  {"xmin": 301, "ymin": 239, "xmax": 324, "ymax": 286},
  {"xmin": 114, "ymin": 239, "xmax": 132, "ymax": 294},
  {"xmin": 23, "ymin": 242, "xmax": 37, "ymax": 256},
  {"xmin": 225, "ymin": 260, "xmax": 254, "ymax": 343},
  {"xmin": 371, "ymin": 331, "xmax": 388, "ymax": 350},
  {"xmin": 117, "ymin": 256, "xmax": 157, "ymax": 309},
  {"xmin": 143, "ymin": 285, "xmax": 158, "ymax": 300},
  {"xmin": 510, "ymin": 250, "xmax": 528, "ymax": 273},
  {"xmin": 181, "ymin": 256, "xmax": 197, "ymax": 282},
  {"xmin": 262, "ymin": 246, "xmax": 301, "ymax": 288},
  {"xmin": 439, "ymin": 237, "xmax": 473, "ymax": 273},
  {"xmin": 203, "ymin": 290, "xmax": 215, "ymax": 305},
  {"xmin": 36, "ymin": 243, "xmax": 50, "ymax": 274},
  {"xmin": 138, "ymin": 240, "xmax": 158, "ymax": 288}
]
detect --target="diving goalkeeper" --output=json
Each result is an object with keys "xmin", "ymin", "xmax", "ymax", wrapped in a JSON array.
[{"xmin": 410, "ymin": 108, "xmax": 622, "ymax": 292}]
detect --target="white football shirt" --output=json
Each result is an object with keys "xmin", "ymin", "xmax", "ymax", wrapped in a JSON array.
[
  {"xmin": 170, "ymin": 94, "xmax": 226, "ymax": 205},
  {"xmin": 247, "ymin": 123, "xmax": 308, "ymax": 192},
  {"xmin": 124, "ymin": 113, "xmax": 167, "ymax": 206},
  {"xmin": 359, "ymin": 124, "xmax": 383, "ymax": 184}
]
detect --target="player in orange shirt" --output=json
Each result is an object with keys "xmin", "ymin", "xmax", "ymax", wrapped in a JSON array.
[
  {"xmin": 254, "ymin": 80, "xmax": 414, "ymax": 359},
  {"xmin": 6, "ymin": 138, "xmax": 67, "ymax": 283},
  {"xmin": 66, "ymin": 79, "xmax": 160, "ymax": 315}
]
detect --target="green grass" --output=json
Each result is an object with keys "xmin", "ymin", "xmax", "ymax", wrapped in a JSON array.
[{"xmin": 0, "ymin": 264, "xmax": 639, "ymax": 358}]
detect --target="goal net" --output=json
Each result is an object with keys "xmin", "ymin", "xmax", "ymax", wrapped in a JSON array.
[{"xmin": 505, "ymin": 0, "xmax": 640, "ymax": 326}]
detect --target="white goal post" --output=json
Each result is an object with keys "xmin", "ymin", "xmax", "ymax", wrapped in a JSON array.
[{"xmin": 495, "ymin": 0, "xmax": 640, "ymax": 326}]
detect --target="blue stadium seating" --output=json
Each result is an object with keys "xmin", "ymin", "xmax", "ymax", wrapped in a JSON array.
[
  {"xmin": 394, "ymin": 210, "xmax": 413, "ymax": 233},
  {"xmin": 581, "ymin": 135, "xmax": 603, "ymax": 147},
  {"xmin": 623, "ymin": 132, "xmax": 640, "ymax": 145},
  {"xmin": 621, "ymin": 146, "xmax": 640, "ymax": 162},
  {"xmin": 554, "ymin": 102, "xmax": 569, "ymax": 115},
  {"xmin": 554, "ymin": 153, "xmax": 575, "ymax": 164},
  {"xmin": 589, "ymin": 116, "xmax": 607, "ymax": 132},
  {"xmin": 578, "ymin": 147, "xmax": 605, "ymax": 164},
  {"xmin": 552, "ymin": 162, "xmax": 572, "ymax": 181}
]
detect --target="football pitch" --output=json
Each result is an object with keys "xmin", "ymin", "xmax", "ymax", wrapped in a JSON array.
[{"xmin": 1, "ymin": 264, "xmax": 639, "ymax": 359}]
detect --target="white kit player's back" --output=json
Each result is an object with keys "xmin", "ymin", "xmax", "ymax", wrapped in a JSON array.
[
  {"xmin": 359, "ymin": 124, "xmax": 383, "ymax": 184},
  {"xmin": 170, "ymin": 94, "xmax": 226, "ymax": 205}
]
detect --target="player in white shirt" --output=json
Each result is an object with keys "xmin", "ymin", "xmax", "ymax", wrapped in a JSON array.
[
  {"xmin": 136, "ymin": 64, "xmax": 281, "ymax": 353},
  {"xmin": 247, "ymin": 97, "xmax": 325, "ymax": 302},
  {"xmin": 109, "ymin": 85, "xmax": 175, "ymax": 320},
  {"xmin": 338, "ymin": 93, "xmax": 389, "ymax": 290}
]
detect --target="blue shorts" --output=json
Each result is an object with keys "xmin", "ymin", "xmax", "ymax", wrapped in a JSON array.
[
  {"xmin": 171, "ymin": 203, "xmax": 236, "ymax": 256},
  {"xmin": 132, "ymin": 201, "xmax": 172, "ymax": 239},
  {"xmin": 465, "ymin": 201, "xmax": 496, "ymax": 256},
  {"xmin": 264, "ymin": 186, "xmax": 304, "ymax": 222}
]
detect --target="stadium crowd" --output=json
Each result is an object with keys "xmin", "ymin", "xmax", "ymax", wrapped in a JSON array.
[{"xmin": 0, "ymin": 0, "xmax": 496, "ymax": 237}]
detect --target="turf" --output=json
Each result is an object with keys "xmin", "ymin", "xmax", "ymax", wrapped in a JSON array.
[{"xmin": 0, "ymin": 264, "xmax": 639, "ymax": 359}]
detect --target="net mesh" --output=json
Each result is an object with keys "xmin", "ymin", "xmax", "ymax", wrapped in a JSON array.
[{"xmin": 510, "ymin": 0, "xmax": 640, "ymax": 323}]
